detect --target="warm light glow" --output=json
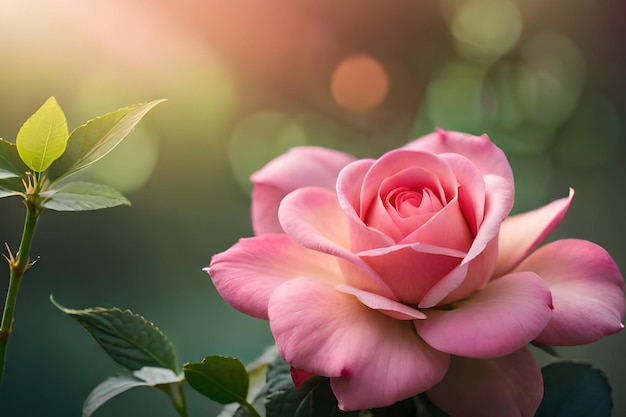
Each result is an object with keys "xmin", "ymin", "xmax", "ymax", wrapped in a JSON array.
[{"xmin": 330, "ymin": 54, "xmax": 389, "ymax": 111}]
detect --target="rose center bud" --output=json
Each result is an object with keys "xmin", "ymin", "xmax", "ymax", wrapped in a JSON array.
[{"xmin": 390, "ymin": 187, "xmax": 444, "ymax": 217}]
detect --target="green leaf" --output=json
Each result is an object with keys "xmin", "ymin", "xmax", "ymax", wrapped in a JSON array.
[
  {"xmin": 16, "ymin": 96, "xmax": 69, "ymax": 172},
  {"xmin": 51, "ymin": 296, "xmax": 178, "ymax": 372},
  {"xmin": 47, "ymin": 99, "xmax": 166, "ymax": 182},
  {"xmin": 183, "ymin": 356, "xmax": 249, "ymax": 405},
  {"xmin": 264, "ymin": 356, "xmax": 357, "ymax": 417},
  {"xmin": 218, "ymin": 346, "xmax": 280, "ymax": 417},
  {"xmin": 535, "ymin": 361, "xmax": 613, "ymax": 417},
  {"xmin": 0, "ymin": 138, "xmax": 29, "ymax": 176},
  {"xmin": 83, "ymin": 367, "xmax": 183, "ymax": 417},
  {"xmin": 0, "ymin": 139, "xmax": 28, "ymax": 196},
  {"xmin": 0, "ymin": 169, "xmax": 18, "ymax": 180},
  {"xmin": 0, "ymin": 185, "xmax": 22, "ymax": 199},
  {"xmin": 40, "ymin": 181, "xmax": 130, "ymax": 211}
]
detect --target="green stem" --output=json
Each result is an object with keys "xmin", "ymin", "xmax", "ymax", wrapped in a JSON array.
[
  {"xmin": 165, "ymin": 381, "xmax": 190, "ymax": 417},
  {"xmin": 0, "ymin": 198, "xmax": 40, "ymax": 385},
  {"xmin": 244, "ymin": 401, "xmax": 262, "ymax": 417}
]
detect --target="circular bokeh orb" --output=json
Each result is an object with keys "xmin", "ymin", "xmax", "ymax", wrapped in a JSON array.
[{"xmin": 330, "ymin": 53, "xmax": 389, "ymax": 112}]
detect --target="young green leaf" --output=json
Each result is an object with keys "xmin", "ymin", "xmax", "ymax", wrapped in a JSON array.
[
  {"xmin": 40, "ymin": 181, "xmax": 130, "ymax": 211},
  {"xmin": 51, "ymin": 296, "xmax": 178, "ymax": 372},
  {"xmin": 47, "ymin": 99, "xmax": 166, "ymax": 182},
  {"xmin": 535, "ymin": 361, "xmax": 613, "ymax": 417},
  {"xmin": 16, "ymin": 96, "xmax": 69, "ymax": 172},
  {"xmin": 83, "ymin": 367, "xmax": 183, "ymax": 417},
  {"xmin": 183, "ymin": 356, "xmax": 250, "ymax": 405}
]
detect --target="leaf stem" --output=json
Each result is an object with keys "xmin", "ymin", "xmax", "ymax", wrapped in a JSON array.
[
  {"xmin": 165, "ymin": 381, "xmax": 190, "ymax": 417},
  {"xmin": 244, "ymin": 401, "xmax": 263, "ymax": 417},
  {"xmin": 0, "ymin": 197, "xmax": 41, "ymax": 385}
]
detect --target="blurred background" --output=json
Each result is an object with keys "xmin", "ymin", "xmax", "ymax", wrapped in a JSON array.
[{"xmin": 0, "ymin": 0, "xmax": 625, "ymax": 416}]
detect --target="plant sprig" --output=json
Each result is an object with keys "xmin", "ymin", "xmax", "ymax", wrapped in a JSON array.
[{"xmin": 0, "ymin": 96, "xmax": 165, "ymax": 386}]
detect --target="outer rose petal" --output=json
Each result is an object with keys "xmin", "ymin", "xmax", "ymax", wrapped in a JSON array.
[
  {"xmin": 251, "ymin": 146, "xmax": 355, "ymax": 235},
  {"xmin": 208, "ymin": 234, "xmax": 343, "ymax": 319},
  {"xmin": 514, "ymin": 239, "xmax": 625, "ymax": 345},
  {"xmin": 403, "ymin": 128, "xmax": 514, "ymax": 188},
  {"xmin": 495, "ymin": 188, "xmax": 574, "ymax": 277},
  {"xmin": 427, "ymin": 348, "xmax": 543, "ymax": 417},
  {"xmin": 268, "ymin": 278, "xmax": 450, "ymax": 411},
  {"xmin": 415, "ymin": 272, "xmax": 553, "ymax": 358}
]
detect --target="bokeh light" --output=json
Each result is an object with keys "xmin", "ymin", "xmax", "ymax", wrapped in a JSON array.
[
  {"xmin": 451, "ymin": 0, "xmax": 523, "ymax": 62},
  {"xmin": 421, "ymin": 61, "xmax": 487, "ymax": 134},
  {"xmin": 1, "ymin": 1, "xmax": 626, "ymax": 416},
  {"xmin": 330, "ymin": 54, "xmax": 390, "ymax": 111},
  {"xmin": 520, "ymin": 32, "xmax": 586, "ymax": 127}
]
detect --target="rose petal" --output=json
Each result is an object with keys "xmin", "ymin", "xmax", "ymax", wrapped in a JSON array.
[
  {"xmin": 415, "ymin": 272, "xmax": 553, "ymax": 358},
  {"xmin": 438, "ymin": 152, "xmax": 487, "ymax": 236},
  {"xmin": 336, "ymin": 284, "xmax": 426, "ymax": 320},
  {"xmin": 514, "ymin": 239, "xmax": 625, "ymax": 345},
  {"xmin": 268, "ymin": 278, "xmax": 450, "ymax": 411},
  {"xmin": 427, "ymin": 348, "xmax": 543, "ymax": 417},
  {"xmin": 403, "ymin": 128, "xmax": 514, "ymax": 188},
  {"xmin": 279, "ymin": 186, "xmax": 396, "ymax": 298},
  {"xmin": 400, "ymin": 194, "xmax": 473, "ymax": 251},
  {"xmin": 208, "ymin": 234, "xmax": 343, "ymax": 319},
  {"xmin": 251, "ymin": 146, "xmax": 355, "ymax": 235},
  {"xmin": 367, "ymin": 167, "xmax": 446, "ymax": 240},
  {"xmin": 337, "ymin": 159, "xmax": 397, "ymax": 252},
  {"xmin": 359, "ymin": 243, "xmax": 465, "ymax": 304},
  {"xmin": 359, "ymin": 149, "xmax": 458, "ymax": 215},
  {"xmin": 431, "ymin": 237, "xmax": 499, "ymax": 306},
  {"xmin": 419, "ymin": 174, "xmax": 513, "ymax": 308},
  {"xmin": 495, "ymin": 188, "xmax": 574, "ymax": 277}
]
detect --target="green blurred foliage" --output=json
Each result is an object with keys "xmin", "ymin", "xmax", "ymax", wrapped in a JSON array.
[{"xmin": 0, "ymin": 1, "xmax": 625, "ymax": 416}]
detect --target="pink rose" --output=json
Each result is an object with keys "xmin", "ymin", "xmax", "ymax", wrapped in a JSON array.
[{"xmin": 208, "ymin": 129, "xmax": 625, "ymax": 416}]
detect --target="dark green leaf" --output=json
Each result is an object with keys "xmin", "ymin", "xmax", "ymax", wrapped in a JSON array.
[
  {"xmin": 370, "ymin": 396, "xmax": 420, "ymax": 417},
  {"xmin": 412, "ymin": 394, "xmax": 450, "ymax": 417},
  {"xmin": 40, "ymin": 181, "xmax": 130, "ymax": 211},
  {"xmin": 83, "ymin": 367, "xmax": 182, "ymax": 417},
  {"xmin": 51, "ymin": 296, "xmax": 178, "ymax": 372},
  {"xmin": 183, "ymin": 356, "xmax": 249, "ymax": 405},
  {"xmin": 47, "ymin": 99, "xmax": 165, "ymax": 182},
  {"xmin": 16, "ymin": 96, "xmax": 68, "ymax": 172},
  {"xmin": 535, "ymin": 361, "xmax": 612, "ymax": 417},
  {"xmin": 265, "ymin": 355, "xmax": 357, "ymax": 417}
]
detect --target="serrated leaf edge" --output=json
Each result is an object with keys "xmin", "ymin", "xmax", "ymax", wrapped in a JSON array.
[{"xmin": 51, "ymin": 295, "xmax": 178, "ymax": 371}]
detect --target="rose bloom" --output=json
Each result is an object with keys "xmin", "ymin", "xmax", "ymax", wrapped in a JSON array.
[{"xmin": 208, "ymin": 129, "xmax": 625, "ymax": 417}]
